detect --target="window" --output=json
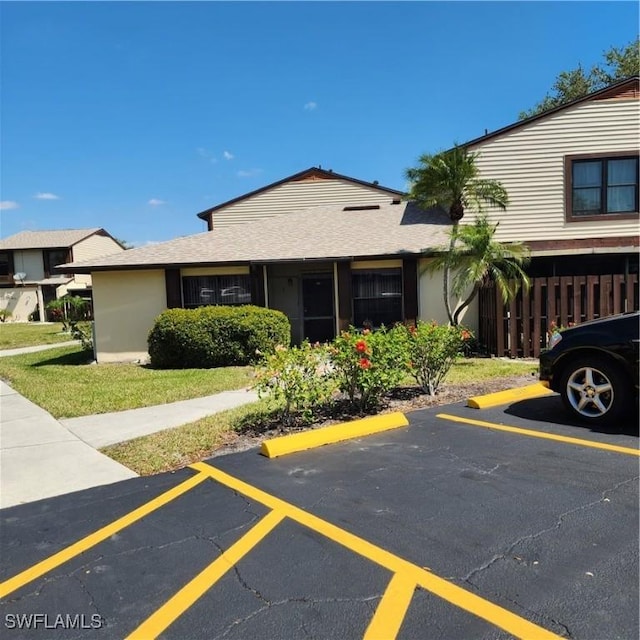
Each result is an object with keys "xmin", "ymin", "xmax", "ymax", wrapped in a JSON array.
[
  {"xmin": 44, "ymin": 249, "xmax": 70, "ymax": 276},
  {"xmin": 0, "ymin": 252, "xmax": 11, "ymax": 278},
  {"xmin": 182, "ymin": 275, "xmax": 251, "ymax": 308},
  {"xmin": 566, "ymin": 154, "xmax": 639, "ymax": 220},
  {"xmin": 352, "ymin": 269, "xmax": 402, "ymax": 328}
]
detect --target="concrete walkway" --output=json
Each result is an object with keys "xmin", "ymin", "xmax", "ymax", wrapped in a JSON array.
[
  {"xmin": 61, "ymin": 389, "xmax": 260, "ymax": 448},
  {"xmin": 0, "ymin": 340, "xmax": 79, "ymax": 358},
  {"xmin": 0, "ymin": 381, "xmax": 137, "ymax": 509},
  {"xmin": 0, "ymin": 377, "xmax": 260, "ymax": 509}
]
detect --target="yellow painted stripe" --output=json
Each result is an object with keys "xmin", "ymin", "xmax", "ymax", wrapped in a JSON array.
[
  {"xmin": 190, "ymin": 462, "xmax": 563, "ymax": 640},
  {"xmin": 364, "ymin": 573, "xmax": 416, "ymax": 640},
  {"xmin": 467, "ymin": 382, "xmax": 553, "ymax": 409},
  {"xmin": 438, "ymin": 413, "xmax": 640, "ymax": 457},
  {"xmin": 0, "ymin": 472, "xmax": 209, "ymax": 599},
  {"xmin": 126, "ymin": 509, "xmax": 284, "ymax": 640},
  {"xmin": 261, "ymin": 412, "xmax": 409, "ymax": 458}
]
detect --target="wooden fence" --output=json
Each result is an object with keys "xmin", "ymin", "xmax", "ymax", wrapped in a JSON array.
[{"xmin": 479, "ymin": 273, "xmax": 639, "ymax": 358}]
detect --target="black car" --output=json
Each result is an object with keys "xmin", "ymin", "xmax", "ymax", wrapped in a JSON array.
[{"xmin": 539, "ymin": 311, "xmax": 639, "ymax": 425}]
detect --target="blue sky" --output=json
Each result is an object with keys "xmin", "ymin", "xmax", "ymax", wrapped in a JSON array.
[{"xmin": 1, "ymin": 1, "xmax": 638, "ymax": 246}]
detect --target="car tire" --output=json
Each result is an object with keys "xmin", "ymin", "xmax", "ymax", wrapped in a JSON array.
[{"xmin": 558, "ymin": 355, "xmax": 632, "ymax": 426}]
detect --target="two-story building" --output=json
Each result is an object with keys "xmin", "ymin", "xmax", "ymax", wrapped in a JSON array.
[
  {"xmin": 0, "ymin": 228, "xmax": 125, "ymax": 322},
  {"xmin": 64, "ymin": 77, "xmax": 639, "ymax": 362}
]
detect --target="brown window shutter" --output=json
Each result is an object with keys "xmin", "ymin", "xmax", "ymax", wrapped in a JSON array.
[
  {"xmin": 402, "ymin": 258, "xmax": 418, "ymax": 324},
  {"xmin": 336, "ymin": 261, "xmax": 352, "ymax": 331},
  {"xmin": 165, "ymin": 269, "xmax": 182, "ymax": 308}
]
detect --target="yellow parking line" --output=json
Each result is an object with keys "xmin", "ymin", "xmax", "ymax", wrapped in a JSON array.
[
  {"xmin": 190, "ymin": 462, "xmax": 563, "ymax": 640},
  {"xmin": 437, "ymin": 414, "xmax": 640, "ymax": 457},
  {"xmin": 126, "ymin": 509, "xmax": 285, "ymax": 640},
  {"xmin": 364, "ymin": 572, "xmax": 416, "ymax": 640},
  {"xmin": 0, "ymin": 472, "xmax": 209, "ymax": 599}
]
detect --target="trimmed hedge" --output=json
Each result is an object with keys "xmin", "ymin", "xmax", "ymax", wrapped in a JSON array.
[{"xmin": 148, "ymin": 305, "xmax": 291, "ymax": 369}]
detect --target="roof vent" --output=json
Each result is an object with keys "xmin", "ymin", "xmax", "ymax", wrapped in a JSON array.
[
  {"xmin": 343, "ymin": 205, "xmax": 381, "ymax": 212},
  {"xmin": 391, "ymin": 198, "xmax": 402, "ymax": 205}
]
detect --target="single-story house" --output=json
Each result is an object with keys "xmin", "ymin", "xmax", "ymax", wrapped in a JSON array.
[{"xmin": 0, "ymin": 228, "xmax": 125, "ymax": 322}]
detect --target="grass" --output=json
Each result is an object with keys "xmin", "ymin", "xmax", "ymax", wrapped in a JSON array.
[
  {"xmin": 0, "ymin": 345, "xmax": 254, "ymax": 418},
  {"xmin": 0, "ymin": 323, "xmax": 73, "ymax": 349},
  {"xmin": 103, "ymin": 357, "xmax": 539, "ymax": 476}
]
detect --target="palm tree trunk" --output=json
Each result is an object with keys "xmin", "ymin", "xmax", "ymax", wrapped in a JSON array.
[
  {"xmin": 443, "ymin": 222, "xmax": 458, "ymax": 324},
  {"xmin": 452, "ymin": 284, "xmax": 479, "ymax": 326}
]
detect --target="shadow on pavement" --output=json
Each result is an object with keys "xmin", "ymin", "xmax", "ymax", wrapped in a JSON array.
[{"xmin": 505, "ymin": 395, "xmax": 639, "ymax": 437}]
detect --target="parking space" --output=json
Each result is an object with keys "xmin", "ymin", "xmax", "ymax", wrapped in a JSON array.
[{"xmin": 1, "ymin": 396, "xmax": 638, "ymax": 639}]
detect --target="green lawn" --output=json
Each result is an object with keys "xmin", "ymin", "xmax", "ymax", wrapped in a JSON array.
[
  {"xmin": 0, "ymin": 323, "xmax": 73, "ymax": 349},
  {"xmin": 0, "ymin": 345, "xmax": 254, "ymax": 418}
]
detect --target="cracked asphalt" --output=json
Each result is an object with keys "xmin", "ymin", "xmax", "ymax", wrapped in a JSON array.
[{"xmin": 1, "ymin": 395, "xmax": 638, "ymax": 639}]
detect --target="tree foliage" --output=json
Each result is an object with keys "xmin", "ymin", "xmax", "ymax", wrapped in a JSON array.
[
  {"xmin": 520, "ymin": 38, "xmax": 639, "ymax": 119},
  {"xmin": 405, "ymin": 146, "xmax": 509, "ymax": 324}
]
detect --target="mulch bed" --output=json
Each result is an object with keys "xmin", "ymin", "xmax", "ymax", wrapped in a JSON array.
[{"xmin": 213, "ymin": 371, "xmax": 538, "ymax": 456}]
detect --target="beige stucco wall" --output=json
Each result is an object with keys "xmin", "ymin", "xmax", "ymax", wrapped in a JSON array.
[
  {"xmin": 418, "ymin": 259, "xmax": 479, "ymax": 331},
  {"xmin": 13, "ymin": 250, "xmax": 44, "ymax": 281},
  {"xmin": 92, "ymin": 270, "xmax": 166, "ymax": 362},
  {"xmin": 0, "ymin": 288, "xmax": 38, "ymax": 322}
]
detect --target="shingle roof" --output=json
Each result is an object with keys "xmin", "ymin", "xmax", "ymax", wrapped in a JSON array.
[
  {"xmin": 64, "ymin": 202, "xmax": 451, "ymax": 272},
  {"xmin": 0, "ymin": 228, "xmax": 103, "ymax": 250}
]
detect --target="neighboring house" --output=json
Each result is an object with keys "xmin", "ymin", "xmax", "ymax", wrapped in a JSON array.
[
  {"xmin": 460, "ymin": 76, "xmax": 639, "ymax": 354},
  {"xmin": 63, "ymin": 78, "xmax": 639, "ymax": 363},
  {"xmin": 0, "ymin": 229, "xmax": 125, "ymax": 322}
]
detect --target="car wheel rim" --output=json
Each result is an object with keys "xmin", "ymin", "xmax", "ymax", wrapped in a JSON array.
[{"xmin": 566, "ymin": 366, "xmax": 614, "ymax": 418}]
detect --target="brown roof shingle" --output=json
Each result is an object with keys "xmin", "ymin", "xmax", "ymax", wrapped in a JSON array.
[
  {"xmin": 0, "ymin": 228, "xmax": 104, "ymax": 250},
  {"xmin": 63, "ymin": 202, "xmax": 451, "ymax": 272}
]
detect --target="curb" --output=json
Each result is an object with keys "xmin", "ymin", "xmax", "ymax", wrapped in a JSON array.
[
  {"xmin": 260, "ymin": 412, "xmax": 409, "ymax": 458},
  {"xmin": 467, "ymin": 382, "xmax": 554, "ymax": 409}
]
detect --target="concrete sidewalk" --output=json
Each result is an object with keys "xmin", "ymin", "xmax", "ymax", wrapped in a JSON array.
[
  {"xmin": 61, "ymin": 389, "xmax": 260, "ymax": 448},
  {"xmin": 0, "ymin": 376, "xmax": 260, "ymax": 508},
  {"xmin": 0, "ymin": 340, "xmax": 79, "ymax": 358},
  {"xmin": 0, "ymin": 381, "xmax": 137, "ymax": 509}
]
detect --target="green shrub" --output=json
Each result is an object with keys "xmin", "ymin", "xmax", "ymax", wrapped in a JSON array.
[
  {"xmin": 0, "ymin": 309, "xmax": 12, "ymax": 323},
  {"xmin": 403, "ymin": 321, "xmax": 471, "ymax": 395},
  {"xmin": 148, "ymin": 305, "xmax": 290, "ymax": 369},
  {"xmin": 329, "ymin": 325, "xmax": 406, "ymax": 412},
  {"xmin": 254, "ymin": 342, "xmax": 335, "ymax": 425}
]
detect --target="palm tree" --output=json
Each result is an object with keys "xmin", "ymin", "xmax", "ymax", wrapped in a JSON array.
[
  {"xmin": 428, "ymin": 216, "xmax": 531, "ymax": 325},
  {"xmin": 405, "ymin": 145, "xmax": 509, "ymax": 324}
]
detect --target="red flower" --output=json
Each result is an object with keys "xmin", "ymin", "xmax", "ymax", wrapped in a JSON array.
[
  {"xmin": 461, "ymin": 330, "xmax": 471, "ymax": 340},
  {"xmin": 359, "ymin": 358, "xmax": 371, "ymax": 369},
  {"xmin": 409, "ymin": 325, "xmax": 417, "ymax": 336},
  {"xmin": 355, "ymin": 340, "xmax": 367, "ymax": 353}
]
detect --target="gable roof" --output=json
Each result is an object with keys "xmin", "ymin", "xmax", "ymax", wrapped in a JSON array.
[
  {"xmin": 462, "ymin": 76, "xmax": 640, "ymax": 149},
  {"xmin": 196, "ymin": 167, "xmax": 405, "ymax": 221},
  {"xmin": 0, "ymin": 228, "xmax": 110, "ymax": 250},
  {"xmin": 63, "ymin": 202, "xmax": 450, "ymax": 273}
]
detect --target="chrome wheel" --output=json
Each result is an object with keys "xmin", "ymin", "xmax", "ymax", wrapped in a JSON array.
[{"xmin": 565, "ymin": 365, "xmax": 614, "ymax": 419}]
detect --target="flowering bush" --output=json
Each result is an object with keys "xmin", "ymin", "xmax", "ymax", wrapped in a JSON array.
[
  {"xmin": 254, "ymin": 342, "xmax": 335, "ymax": 425},
  {"xmin": 329, "ymin": 326, "xmax": 406, "ymax": 412},
  {"xmin": 403, "ymin": 321, "xmax": 471, "ymax": 395}
]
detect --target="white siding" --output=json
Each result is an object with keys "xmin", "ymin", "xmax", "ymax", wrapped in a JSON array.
[
  {"xmin": 468, "ymin": 98, "xmax": 640, "ymax": 245},
  {"xmin": 212, "ymin": 178, "xmax": 398, "ymax": 227},
  {"xmin": 13, "ymin": 250, "xmax": 44, "ymax": 281}
]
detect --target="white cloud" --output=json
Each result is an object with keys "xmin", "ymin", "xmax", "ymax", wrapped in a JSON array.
[
  {"xmin": 34, "ymin": 192, "xmax": 60, "ymax": 200},
  {"xmin": 223, "ymin": 150, "xmax": 234, "ymax": 160},
  {"xmin": 129, "ymin": 240, "xmax": 162, "ymax": 248},
  {"xmin": 0, "ymin": 201, "xmax": 19, "ymax": 210},
  {"xmin": 237, "ymin": 169, "xmax": 262, "ymax": 178},
  {"xmin": 304, "ymin": 101, "xmax": 317, "ymax": 111},
  {"xmin": 148, "ymin": 198, "xmax": 166, "ymax": 206}
]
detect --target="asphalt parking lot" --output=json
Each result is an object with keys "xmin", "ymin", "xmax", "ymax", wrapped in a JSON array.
[{"xmin": 1, "ymin": 395, "xmax": 638, "ymax": 640}]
